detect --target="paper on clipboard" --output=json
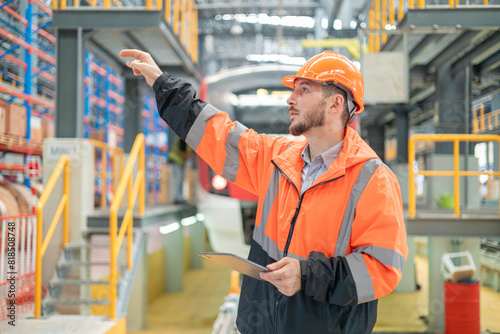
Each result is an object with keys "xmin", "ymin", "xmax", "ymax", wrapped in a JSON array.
[{"xmin": 199, "ymin": 252, "xmax": 269, "ymax": 280}]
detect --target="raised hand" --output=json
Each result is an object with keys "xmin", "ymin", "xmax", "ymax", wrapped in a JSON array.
[{"xmin": 119, "ymin": 49, "xmax": 163, "ymax": 86}]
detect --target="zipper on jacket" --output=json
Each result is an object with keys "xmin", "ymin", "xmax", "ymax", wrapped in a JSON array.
[
  {"xmin": 270, "ymin": 160, "xmax": 344, "ymax": 333},
  {"xmin": 283, "ymin": 198, "xmax": 302, "ymax": 257},
  {"xmin": 274, "ymin": 293, "xmax": 279, "ymax": 334},
  {"xmin": 272, "ymin": 160, "xmax": 345, "ymax": 257}
]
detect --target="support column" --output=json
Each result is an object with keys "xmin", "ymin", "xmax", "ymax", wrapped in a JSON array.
[
  {"xmin": 396, "ymin": 105, "xmax": 409, "ymax": 163},
  {"xmin": 311, "ymin": 6, "xmax": 327, "ymax": 58},
  {"xmin": 55, "ymin": 28, "xmax": 86, "ymax": 138},
  {"xmin": 435, "ymin": 63, "xmax": 466, "ymax": 152},
  {"xmin": 124, "ymin": 78, "xmax": 143, "ymax": 153},
  {"xmin": 368, "ymin": 125, "xmax": 385, "ymax": 160}
]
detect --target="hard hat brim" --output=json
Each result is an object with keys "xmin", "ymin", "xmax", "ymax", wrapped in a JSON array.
[{"xmin": 282, "ymin": 75, "xmax": 298, "ymax": 89}]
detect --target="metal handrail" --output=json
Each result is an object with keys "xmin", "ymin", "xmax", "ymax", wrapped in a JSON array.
[
  {"xmin": 408, "ymin": 134, "xmax": 500, "ymax": 218},
  {"xmin": 34, "ymin": 154, "xmax": 70, "ymax": 318},
  {"xmin": 472, "ymin": 103, "xmax": 500, "ymax": 134},
  {"xmin": 89, "ymin": 139, "xmax": 124, "ymax": 209},
  {"xmin": 109, "ymin": 133, "xmax": 145, "ymax": 320}
]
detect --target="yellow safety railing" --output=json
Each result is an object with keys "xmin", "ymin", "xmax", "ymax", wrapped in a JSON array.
[
  {"xmin": 472, "ymin": 104, "xmax": 500, "ymax": 134},
  {"xmin": 408, "ymin": 134, "xmax": 500, "ymax": 218},
  {"xmin": 52, "ymin": 0, "xmax": 199, "ymax": 63},
  {"xmin": 35, "ymin": 154, "xmax": 70, "ymax": 318},
  {"xmin": 368, "ymin": 0, "xmax": 491, "ymax": 53},
  {"xmin": 89, "ymin": 139, "xmax": 124, "ymax": 209},
  {"xmin": 109, "ymin": 133, "xmax": 145, "ymax": 320}
]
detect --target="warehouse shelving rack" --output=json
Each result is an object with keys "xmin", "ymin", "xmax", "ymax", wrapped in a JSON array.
[
  {"xmin": 142, "ymin": 91, "xmax": 168, "ymax": 204},
  {"xmin": 84, "ymin": 50, "xmax": 124, "ymax": 145},
  {"xmin": 84, "ymin": 50, "xmax": 126, "ymax": 207},
  {"xmin": 0, "ymin": 0, "xmax": 54, "ymax": 320},
  {"xmin": 0, "ymin": 0, "xmax": 55, "ymax": 188}
]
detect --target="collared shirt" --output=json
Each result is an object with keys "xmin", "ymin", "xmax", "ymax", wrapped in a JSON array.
[{"xmin": 300, "ymin": 140, "xmax": 344, "ymax": 195}]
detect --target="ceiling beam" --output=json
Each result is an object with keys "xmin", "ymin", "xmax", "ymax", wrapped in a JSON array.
[
  {"xmin": 404, "ymin": 7, "xmax": 500, "ymax": 29},
  {"xmin": 476, "ymin": 50, "xmax": 500, "ymax": 75},
  {"xmin": 426, "ymin": 30, "xmax": 479, "ymax": 74},
  {"xmin": 452, "ymin": 31, "xmax": 500, "ymax": 75}
]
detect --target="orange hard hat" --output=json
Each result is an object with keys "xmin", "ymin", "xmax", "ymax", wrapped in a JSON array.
[{"xmin": 282, "ymin": 51, "xmax": 364, "ymax": 114}]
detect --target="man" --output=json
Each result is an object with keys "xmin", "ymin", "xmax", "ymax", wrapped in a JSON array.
[
  {"xmin": 168, "ymin": 135, "xmax": 193, "ymax": 204},
  {"xmin": 120, "ymin": 49, "xmax": 408, "ymax": 334}
]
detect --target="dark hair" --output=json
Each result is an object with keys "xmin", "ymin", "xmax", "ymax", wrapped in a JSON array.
[{"xmin": 322, "ymin": 84, "xmax": 350, "ymax": 128}]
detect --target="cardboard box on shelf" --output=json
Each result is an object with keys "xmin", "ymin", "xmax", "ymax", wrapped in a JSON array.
[
  {"xmin": 89, "ymin": 130, "xmax": 105, "ymax": 142},
  {"xmin": 41, "ymin": 118, "xmax": 55, "ymax": 138},
  {"xmin": 30, "ymin": 116, "xmax": 43, "ymax": 141},
  {"xmin": 158, "ymin": 164, "xmax": 169, "ymax": 203},
  {"xmin": 0, "ymin": 105, "xmax": 6, "ymax": 134},
  {"xmin": 5, "ymin": 103, "xmax": 27, "ymax": 137}
]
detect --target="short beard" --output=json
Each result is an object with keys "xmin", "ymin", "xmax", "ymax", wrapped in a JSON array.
[{"xmin": 289, "ymin": 98, "xmax": 327, "ymax": 136}]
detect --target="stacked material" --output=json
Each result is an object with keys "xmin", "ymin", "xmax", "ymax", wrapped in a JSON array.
[
  {"xmin": 2, "ymin": 183, "xmax": 35, "ymax": 214},
  {"xmin": 0, "ymin": 183, "xmax": 38, "ymax": 251},
  {"xmin": 0, "ymin": 184, "xmax": 21, "ymax": 216}
]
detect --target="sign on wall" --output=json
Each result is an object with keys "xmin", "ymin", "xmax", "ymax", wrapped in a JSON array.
[{"xmin": 361, "ymin": 51, "xmax": 409, "ymax": 104}]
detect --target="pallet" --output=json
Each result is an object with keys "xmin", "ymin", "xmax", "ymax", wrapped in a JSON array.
[{"xmin": 0, "ymin": 133, "xmax": 43, "ymax": 153}]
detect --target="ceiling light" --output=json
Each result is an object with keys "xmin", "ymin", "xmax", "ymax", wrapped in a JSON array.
[
  {"xmin": 322, "ymin": 18, "xmax": 328, "ymax": 30},
  {"xmin": 333, "ymin": 19, "xmax": 342, "ymax": 30},
  {"xmin": 159, "ymin": 222, "xmax": 180, "ymax": 234}
]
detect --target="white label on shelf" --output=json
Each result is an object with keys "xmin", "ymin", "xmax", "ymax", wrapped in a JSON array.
[
  {"xmin": 46, "ymin": 143, "xmax": 81, "ymax": 160},
  {"xmin": 108, "ymin": 130, "xmax": 117, "ymax": 148},
  {"xmin": 32, "ymin": 117, "xmax": 42, "ymax": 129}
]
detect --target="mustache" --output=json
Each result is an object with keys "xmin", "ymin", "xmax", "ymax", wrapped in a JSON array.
[{"xmin": 288, "ymin": 107, "xmax": 298, "ymax": 113}]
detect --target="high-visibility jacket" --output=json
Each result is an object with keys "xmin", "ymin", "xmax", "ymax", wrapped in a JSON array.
[
  {"xmin": 168, "ymin": 136, "xmax": 192, "ymax": 166},
  {"xmin": 154, "ymin": 73, "xmax": 408, "ymax": 334}
]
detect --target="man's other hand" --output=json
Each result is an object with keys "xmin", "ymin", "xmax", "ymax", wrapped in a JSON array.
[
  {"xmin": 119, "ymin": 49, "xmax": 163, "ymax": 87},
  {"xmin": 260, "ymin": 257, "xmax": 301, "ymax": 296}
]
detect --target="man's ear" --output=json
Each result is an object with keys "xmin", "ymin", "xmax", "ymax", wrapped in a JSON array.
[{"xmin": 328, "ymin": 94, "xmax": 344, "ymax": 114}]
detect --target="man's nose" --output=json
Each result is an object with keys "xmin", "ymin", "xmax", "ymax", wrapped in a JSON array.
[{"xmin": 287, "ymin": 91, "xmax": 296, "ymax": 105}]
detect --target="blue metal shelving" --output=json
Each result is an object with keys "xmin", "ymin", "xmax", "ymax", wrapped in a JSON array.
[
  {"xmin": 0, "ymin": 0, "xmax": 55, "ymax": 186},
  {"xmin": 142, "ymin": 91, "xmax": 169, "ymax": 204}
]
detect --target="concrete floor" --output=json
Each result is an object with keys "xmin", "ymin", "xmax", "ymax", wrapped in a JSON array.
[
  {"xmin": 129, "ymin": 255, "xmax": 500, "ymax": 334},
  {"xmin": 128, "ymin": 258, "xmax": 232, "ymax": 334}
]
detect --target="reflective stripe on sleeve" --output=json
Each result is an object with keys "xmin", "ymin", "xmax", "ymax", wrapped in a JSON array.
[
  {"xmin": 353, "ymin": 245, "xmax": 406, "ymax": 272},
  {"xmin": 334, "ymin": 159, "xmax": 384, "ymax": 257},
  {"xmin": 185, "ymin": 104, "xmax": 219, "ymax": 150},
  {"xmin": 253, "ymin": 169, "xmax": 280, "ymax": 260},
  {"xmin": 222, "ymin": 122, "xmax": 248, "ymax": 182},
  {"xmin": 345, "ymin": 253, "xmax": 375, "ymax": 303}
]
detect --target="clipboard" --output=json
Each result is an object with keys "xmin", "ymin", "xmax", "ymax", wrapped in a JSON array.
[{"xmin": 199, "ymin": 252, "xmax": 269, "ymax": 280}]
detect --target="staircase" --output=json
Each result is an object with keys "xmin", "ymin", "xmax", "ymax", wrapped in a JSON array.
[{"xmin": 41, "ymin": 231, "xmax": 144, "ymax": 318}]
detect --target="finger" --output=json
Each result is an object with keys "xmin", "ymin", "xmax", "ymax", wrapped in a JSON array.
[
  {"xmin": 260, "ymin": 267, "xmax": 286, "ymax": 282},
  {"xmin": 126, "ymin": 60, "xmax": 143, "ymax": 71},
  {"xmin": 119, "ymin": 49, "xmax": 144, "ymax": 59},
  {"xmin": 267, "ymin": 258, "xmax": 291, "ymax": 271},
  {"xmin": 260, "ymin": 271, "xmax": 277, "ymax": 282}
]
